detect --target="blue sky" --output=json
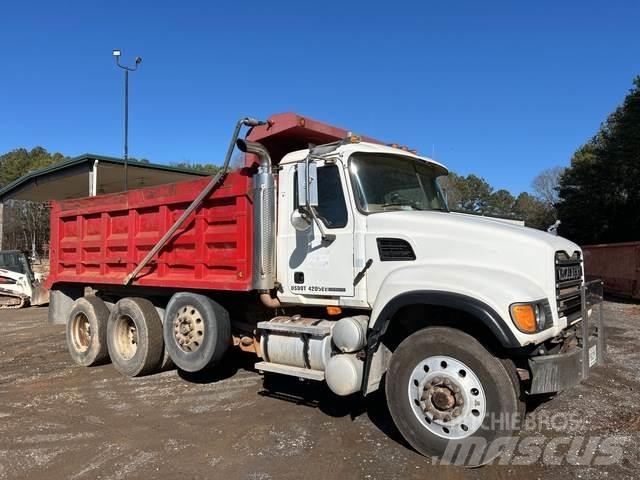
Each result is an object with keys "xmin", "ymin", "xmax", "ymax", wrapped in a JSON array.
[{"xmin": 1, "ymin": 1, "xmax": 638, "ymax": 194}]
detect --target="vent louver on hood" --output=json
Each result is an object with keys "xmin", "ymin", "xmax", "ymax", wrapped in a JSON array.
[{"xmin": 376, "ymin": 238, "xmax": 416, "ymax": 261}]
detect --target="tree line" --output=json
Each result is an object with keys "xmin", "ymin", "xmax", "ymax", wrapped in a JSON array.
[
  {"xmin": 0, "ymin": 147, "xmax": 67, "ymax": 256},
  {"xmin": 2, "ymin": 76, "xmax": 639, "ymax": 253},
  {"xmin": 439, "ymin": 170, "xmax": 559, "ymax": 230},
  {"xmin": 556, "ymin": 76, "xmax": 640, "ymax": 244}
]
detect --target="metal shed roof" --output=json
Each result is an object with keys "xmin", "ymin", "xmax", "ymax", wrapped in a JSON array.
[{"xmin": 0, "ymin": 153, "xmax": 208, "ymax": 202}]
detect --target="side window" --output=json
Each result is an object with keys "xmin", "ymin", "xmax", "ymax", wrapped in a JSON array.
[
  {"xmin": 316, "ymin": 165, "xmax": 348, "ymax": 229},
  {"xmin": 293, "ymin": 164, "xmax": 348, "ymax": 229}
]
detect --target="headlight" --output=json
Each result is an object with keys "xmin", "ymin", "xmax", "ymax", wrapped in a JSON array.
[{"xmin": 509, "ymin": 300, "xmax": 552, "ymax": 334}]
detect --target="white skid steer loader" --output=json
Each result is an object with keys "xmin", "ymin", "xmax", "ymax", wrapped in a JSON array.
[{"xmin": 0, "ymin": 251, "xmax": 49, "ymax": 309}]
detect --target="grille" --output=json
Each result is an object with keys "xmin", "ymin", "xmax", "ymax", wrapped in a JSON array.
[
  {"xmin": 377, "ymin": 238, "xmax": 416, "ymax": 261},
  {"xmin": 555, "ymin": 251, "xmax": 583, "ymax": 321}
]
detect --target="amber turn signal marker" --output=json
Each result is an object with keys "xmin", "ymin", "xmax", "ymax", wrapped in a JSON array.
[
  {"xmin": 326, "ymin": 306, "xmax": 342, "ymax": 316},
  {"xmin": 510, "ymin": 304, "xmax": 537, "ymax": 333}
]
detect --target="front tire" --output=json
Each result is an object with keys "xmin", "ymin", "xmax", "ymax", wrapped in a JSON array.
[{"xmin": 386, "ymin": 327, "xmax": 520, "ymax": 465}]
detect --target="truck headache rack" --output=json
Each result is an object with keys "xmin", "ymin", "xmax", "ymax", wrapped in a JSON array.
[{"xmin": 528, "ymin": 279, "xmax": 606, "ymax": 394}]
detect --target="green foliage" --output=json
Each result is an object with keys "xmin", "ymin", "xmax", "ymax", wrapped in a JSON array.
[
  {"xmin": 440, "ymin": 172, "xmax": 555, "ymax": 229},
  {"xmin": 442, "ymin": 173, "xmax": 493, "ymax": 213},
  {"xmin": 169, "ymin": 162, "xmax": 221, "ymax": 175},
  {"xmin": 129, "ymin": 157, "xmax": 151, "ymax": 164},
  {"xmin": 0, "ymin": 147, "xmax": 68, "ymax": 188},
  {"xmin": 487, "ymin": 189, "xmax": 516, "ymax": 217},
  {"xmin": 514, "ymin": 192, "xmax": 556, "ymax": 230},
  {"xmin": 557, "ymin": 76, "xmax": 640, "ymax": 244}
]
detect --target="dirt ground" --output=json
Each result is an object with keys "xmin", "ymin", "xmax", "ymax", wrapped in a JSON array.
[{"xmin": 1, "ymin": 301, "xmax": 639, "ymax": 480}]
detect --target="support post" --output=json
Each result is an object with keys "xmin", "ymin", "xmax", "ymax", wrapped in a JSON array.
[
  {"xmin": 0, "ymin": 201, "xmax": 3, "ymax": 250},
  {"xmin": 89, "ymin": 160, "xmax": 99, "ymax": 196},
  {"xmin": 124, "ymin": 69, "xmax": 129, "ymax": 192},
  {"xmin": 580, "ymin": 283, "xmax": 589, "ymax": 380}
]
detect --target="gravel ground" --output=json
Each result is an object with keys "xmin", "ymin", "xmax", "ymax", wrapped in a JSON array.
[{"xmin": 0, "ymin": 301, "xmax": 639, "ymax": 479}]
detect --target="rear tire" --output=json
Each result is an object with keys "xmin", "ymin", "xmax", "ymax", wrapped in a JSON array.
[
  {"xmin": 163, "ymin": 292, "xmax": 231, "ymax": 372},
  {"xmin": 107, "ymin": 297, "xmax": 164, "ymax": 377},
  {"xmin": 385, "ymin": 327, "xmax": 520, "ymax": 466},
  {"xmin": 66, "ymin": 296, "xmax": 110, "ymax": 367}
]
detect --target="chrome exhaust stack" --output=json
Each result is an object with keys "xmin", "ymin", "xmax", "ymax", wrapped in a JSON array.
[{"xmin": 236, "ymin": 139, "xmax": 276, "ymax": 292}]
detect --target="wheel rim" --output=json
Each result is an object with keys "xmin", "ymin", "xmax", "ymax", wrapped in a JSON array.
[
  {"xmin": 71, "ymin": 312, "xmax": 91, "ymax": 352},
  {"xmin": 407, "ymin": 355, "xmax": 486, "ymax": 440},
  {"xmin": 114, "ymin": 314, "xmax": 138, "ymax": 360},
  {"xmin": 173, "ymin": 305, "xmax": 205, "ymax": 352}
]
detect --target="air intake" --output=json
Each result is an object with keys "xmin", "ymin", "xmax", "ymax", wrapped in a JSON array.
[{"xmin": 376, "ymin": 238, "xmax": 416, "ymax": 261}]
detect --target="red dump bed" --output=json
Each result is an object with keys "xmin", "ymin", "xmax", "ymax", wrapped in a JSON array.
[
  {"xmin": 47, "ymin": 112, "xmax": 383, "ymax": 292},
  {"xmin": 47, "ymin": 171, "xmax": 254, "ymax": 291}
]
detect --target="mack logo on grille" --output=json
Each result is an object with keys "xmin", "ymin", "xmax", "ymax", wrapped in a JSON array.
[{"xmin": 557, "ymin": 265, "xmax": 582, "ymax": 281}]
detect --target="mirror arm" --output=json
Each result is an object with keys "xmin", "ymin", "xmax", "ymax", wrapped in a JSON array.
[
  {"xmin": 305, "ymin": 206, "xmax": 336, "ymax": 243},
  {"xmin": 305, "ymin": 154, "xmax": 311, "ymax": 206}
]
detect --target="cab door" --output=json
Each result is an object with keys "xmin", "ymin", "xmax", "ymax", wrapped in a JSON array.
[{"xmin": 284, "ymin": 159, "xmax": 355, "ymax": 298}]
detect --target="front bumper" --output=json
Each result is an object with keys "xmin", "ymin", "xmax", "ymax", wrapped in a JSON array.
[{"xmin": 528, "ymin": 280, "xmax": 606, "ymax": 395}]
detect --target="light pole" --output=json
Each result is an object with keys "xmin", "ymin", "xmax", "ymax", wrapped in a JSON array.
[{"xmin": 112, "ymin": 49, "xmax": 142, "ymax": 192}]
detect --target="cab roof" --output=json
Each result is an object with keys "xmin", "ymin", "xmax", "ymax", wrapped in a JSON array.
[{"xmin": 279, "ymin": 141, "xmax": 449, "ymax": 175}]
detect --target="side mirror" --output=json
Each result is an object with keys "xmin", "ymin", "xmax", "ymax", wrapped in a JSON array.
[
  {"xmin": 294, "ymin": 157, "xmax": 335, "ymax": 243},
  {"xmin": 297, "ymin": 159, "xmax": 319, "ymax": 209}
]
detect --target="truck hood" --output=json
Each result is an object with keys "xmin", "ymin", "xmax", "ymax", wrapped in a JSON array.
[
  {"xmin": 366, "ymin": 210, "xmax": 580, "ymax": 303},
  {"xmin": 367, "ymin": 210, "xmax": 579, "ymax": 255}
]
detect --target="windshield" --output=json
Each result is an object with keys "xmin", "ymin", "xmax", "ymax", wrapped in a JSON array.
[
  {"xmin": 0, "ymin": 251, "xmax": 28, "ymax": 276},
  {"xmin": 349, "ymin": 153, "xmax": 448, "ymax": 213}
]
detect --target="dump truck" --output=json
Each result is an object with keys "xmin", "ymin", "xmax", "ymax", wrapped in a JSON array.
[{"xmin": 46, "ymin": 113, "xmax": 606, "ymax": 464}]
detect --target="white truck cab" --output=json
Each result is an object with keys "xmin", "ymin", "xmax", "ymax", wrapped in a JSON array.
[
  {"xmin": 255, "ymin": 138, "xmax": 605, "ymax": 463},
  {"xmin": 276, "ymin": 141, "xmax": 581, "ymax": 342}
]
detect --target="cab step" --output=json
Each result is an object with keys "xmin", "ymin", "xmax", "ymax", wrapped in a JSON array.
[{"xmin": 255, "ymin": 361, "xmax": 325, "ymax": 381}]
